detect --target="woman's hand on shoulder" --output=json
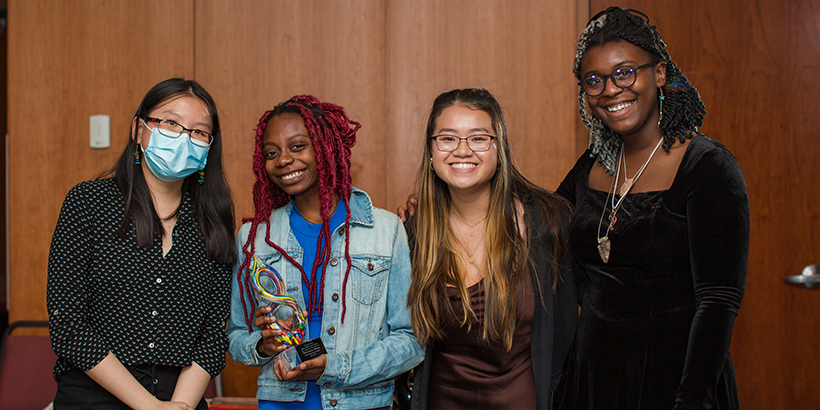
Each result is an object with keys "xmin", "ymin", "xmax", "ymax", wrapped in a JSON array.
[
  {"xmin": 273, "ymin": 354, "xmax": 327, "ymax": 381},
  {"xmin": 396, "ymin": 194, "xmax": 418, "ymax": 223}
]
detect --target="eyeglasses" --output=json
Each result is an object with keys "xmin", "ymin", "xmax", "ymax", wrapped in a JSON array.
[
  {"xmin": 141, "ymin": 117, "xmax": 214, "ymax": 147},
  {"xmin": 580, "ymin": 61, "xmax": 658, "ymax": 97},
  {"xmin": 430, "ymin": 134, "xmax": 496, "ymax": 152}
]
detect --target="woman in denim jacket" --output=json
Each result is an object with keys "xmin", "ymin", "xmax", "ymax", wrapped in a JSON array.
[{"xmin": 228, "ymin": 95, "xmax": 423, "ymax": 410}]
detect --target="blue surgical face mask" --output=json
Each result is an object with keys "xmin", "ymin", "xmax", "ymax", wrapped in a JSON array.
[{"xmin": 140, "ymin": 119, "xmax": 210, "ymax": 182}]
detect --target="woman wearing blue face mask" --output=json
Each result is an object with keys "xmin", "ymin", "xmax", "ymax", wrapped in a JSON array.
[{"xmin": 47, "ymin": 78, "xmax": 236, "ymax": 410}]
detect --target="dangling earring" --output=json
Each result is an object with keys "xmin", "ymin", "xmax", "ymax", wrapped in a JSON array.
[
  {"xmin": 658, "ymin": 89, "xmax": 665, "ymax": 127},
  {"xmin": 198, "ymin": 170, "xmax": 205, "ymax": 185},
  {"xmin": 134, "ymin": 150, "xmax": 141, "ymax": 165},
  {"xmin": 430, "ymin": 157, "xmax": 434, "ymax": 170}
]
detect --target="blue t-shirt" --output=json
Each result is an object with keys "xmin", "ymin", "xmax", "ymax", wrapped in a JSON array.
[{"xmin": 259, "ymin": 202, "xmax": 346, "ymax": 410}]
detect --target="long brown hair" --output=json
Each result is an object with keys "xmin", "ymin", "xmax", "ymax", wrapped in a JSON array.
[{"xmin": 407, "ymin": 88, "xmax": 565, "ymax": 350}]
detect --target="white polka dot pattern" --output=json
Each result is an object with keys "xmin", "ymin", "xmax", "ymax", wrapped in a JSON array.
[{"xmin": 46, "ymin": 179, "xmax": 232, "ymax": 379}]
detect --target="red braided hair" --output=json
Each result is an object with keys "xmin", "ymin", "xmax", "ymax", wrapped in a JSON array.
[{"xmin": 238, "ymin": 96, "xmax": 359, "ymax": 333}]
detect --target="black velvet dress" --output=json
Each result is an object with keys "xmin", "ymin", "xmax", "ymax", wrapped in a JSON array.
[{"xmin": 552, "ymin": 135, "xmax": 749, "ymax": 410}]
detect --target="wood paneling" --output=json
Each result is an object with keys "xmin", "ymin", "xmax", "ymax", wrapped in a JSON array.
[
  {"xmin": 385, "ymin": 0, "xmax": 582, "ymax": 210},
  {"xmin": 195, "ymin": 0, "xmax": 387, "ymax": 221},
  {"xmin": 7, "ymin": 0, "xmax": 195, "ymax": 323},
  {"xmin": 587, "ymin": 1, "xmax": 820, "ymax": 408},
  {"xmin": 0, "ymin": 15, "xmax": 7, "ymax": 309}
]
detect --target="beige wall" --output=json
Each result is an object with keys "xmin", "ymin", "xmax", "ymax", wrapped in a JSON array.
[{"xmin": 8, "ymin": 0, "xmax": 585, "ymax": 396}]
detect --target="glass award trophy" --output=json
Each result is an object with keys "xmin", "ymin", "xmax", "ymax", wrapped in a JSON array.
[{"xmin": 250, "ymin": 255, "xmax": 326, "ymax": 371}]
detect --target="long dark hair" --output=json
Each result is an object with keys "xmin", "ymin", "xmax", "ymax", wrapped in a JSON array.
[{"xmin": 100, "ymin": 78, "xmax": 235, "ymax": 264}]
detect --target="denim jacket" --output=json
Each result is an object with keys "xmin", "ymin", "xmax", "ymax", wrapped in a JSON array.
[{"xmin": 228, "ymin": 188, "xmax": 424, "ymax": 410}]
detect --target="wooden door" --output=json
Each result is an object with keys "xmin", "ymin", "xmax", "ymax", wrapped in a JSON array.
[{"xmin": 588, "ymin": 1, "xmax": 820, "ymax": 408}]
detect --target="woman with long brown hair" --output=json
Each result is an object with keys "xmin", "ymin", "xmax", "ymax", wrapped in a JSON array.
[{"xmin": 406, "ymin": 88, "xmax": 578, "ymax": 409}]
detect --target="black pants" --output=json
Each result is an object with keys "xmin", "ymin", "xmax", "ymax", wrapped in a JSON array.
[{"xmin": 54, "ymin": 365, "xmax": 208, "ymax": 410}]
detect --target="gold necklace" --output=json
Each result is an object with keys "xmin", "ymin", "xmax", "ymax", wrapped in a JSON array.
[
  {"xmin": 451, "ymin": 214, "xmax": 485, "ymax": 264},
  {"xmin": 596, "ymin": 138, "xmax": 663, "ymax": 263},
  {"xmin": 451, "ymin": 211, "xmax": 487, "ymax": 237}
]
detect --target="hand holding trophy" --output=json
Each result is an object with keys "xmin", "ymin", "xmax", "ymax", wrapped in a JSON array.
[
  {"xmin": 250, "ymin": 255, "xmax": 307, "ymax": 346},
  {"xmin": 250, "ymin": 255, "xmax": 325, "ymax": 371}
]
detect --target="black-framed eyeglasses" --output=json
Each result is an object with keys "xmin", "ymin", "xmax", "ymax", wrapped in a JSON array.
[
  {"xmin": 430, "ymin": 134, "xmax": 496, "ymax": 152},
  {"xmin": 142, "ymin": 117, "xmax": 214, "ymax": 147},
  {"xmin": 579, "ymin": 61, "xmax": 659, "ymax": 97}
]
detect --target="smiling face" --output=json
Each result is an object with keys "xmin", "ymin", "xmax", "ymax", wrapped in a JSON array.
[
  {"xmin": 262, "ymin": 112, "xmax": 319, "ymax": 201},
  {"xmin": 580, "ymin": 40, "xmax": 666, "ymax": 141},
  {"xmin": 430, "ymin": 104, "xmax": 498, "ymax": 195}
]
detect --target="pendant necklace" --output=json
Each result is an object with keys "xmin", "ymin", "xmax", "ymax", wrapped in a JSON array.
[
  {"xmin": 451, "ymin": 211, "xmax": 487, "ymax": 237},
  {"xmin": 451, "ymin": 212, "xmax": 486, "ymax": 264},
  {"xmin": 455, "ymin": 232, "xmax": 485, "ymax": 264},
  {"xmin": 619, "ymin": 138, "xmax": 662, "ymax": 195},
  {"xmin": 597, "ymin": 137, "xmax": 664, "ymax": 263}
]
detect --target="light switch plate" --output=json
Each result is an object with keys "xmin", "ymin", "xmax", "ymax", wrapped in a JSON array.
[{"xmin": 90, "ymin": 115, "xmax": 110, "ymax": 149}]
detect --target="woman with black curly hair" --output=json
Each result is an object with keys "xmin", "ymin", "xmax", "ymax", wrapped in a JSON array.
[{"xmin": 553, "ymin": 7, "xmax": 749, "ymax": 410}]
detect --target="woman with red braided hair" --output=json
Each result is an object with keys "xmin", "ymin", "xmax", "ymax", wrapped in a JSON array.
[{"xmin": 227, "ymin": 95, "xmax": 423, "ymax": 410}]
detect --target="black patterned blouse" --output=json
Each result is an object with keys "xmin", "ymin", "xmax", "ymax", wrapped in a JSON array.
[{"xmin": 47, "ymin": 178, "xmax": 232, "ymax": 380}]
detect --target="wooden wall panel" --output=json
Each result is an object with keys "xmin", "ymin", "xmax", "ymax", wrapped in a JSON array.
[
  {"xmin": 7, "ymin": 0, "xmax": 195, "ymax": 324},
  {"xmin": 587, "ymin": 1, "xmax": 820, "ymax": 408},
  {"xmin": 196, "ymin": 0, "xmax": 387, "ymax": 222},
  {"xmin": 0, "ymin": 18, "xmax": 7, "ymax": 310},
  {"xmin": 385, "ymin": 0, "xmax": 584, "ymax": 210}
]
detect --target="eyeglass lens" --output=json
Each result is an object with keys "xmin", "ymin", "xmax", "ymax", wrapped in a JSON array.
[
  {"xmin": 581, "ymin": 61, "xmax": 659, "ymax": 97},
  {"xmin": 149, "ymin": 118, "xmax": 213, "ymax": 147},
  {"xmin": 433, "ymin": 135, "xmax": 494, "ymax": 152},
  {"xmin": 582, "ymin": 66, "xmax": 638, "ymax": 96}
]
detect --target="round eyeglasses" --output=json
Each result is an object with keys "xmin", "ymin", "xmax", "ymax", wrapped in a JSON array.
[
  {"xmin": 580, "ymin": 61, "xmax": 659, "ymax": 97},
  {"xmin": 141, "ymin": 117, "xmax": 214, "ymax": 147},
  {"xmin": 430, "ymin": 134, "xmax": 496, "ymax": 152}
]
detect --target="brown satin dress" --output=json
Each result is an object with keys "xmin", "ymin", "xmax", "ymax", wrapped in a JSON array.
[{"xmin": 428, "ymin": 274, "xmax": 536, "ymax": 409}]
